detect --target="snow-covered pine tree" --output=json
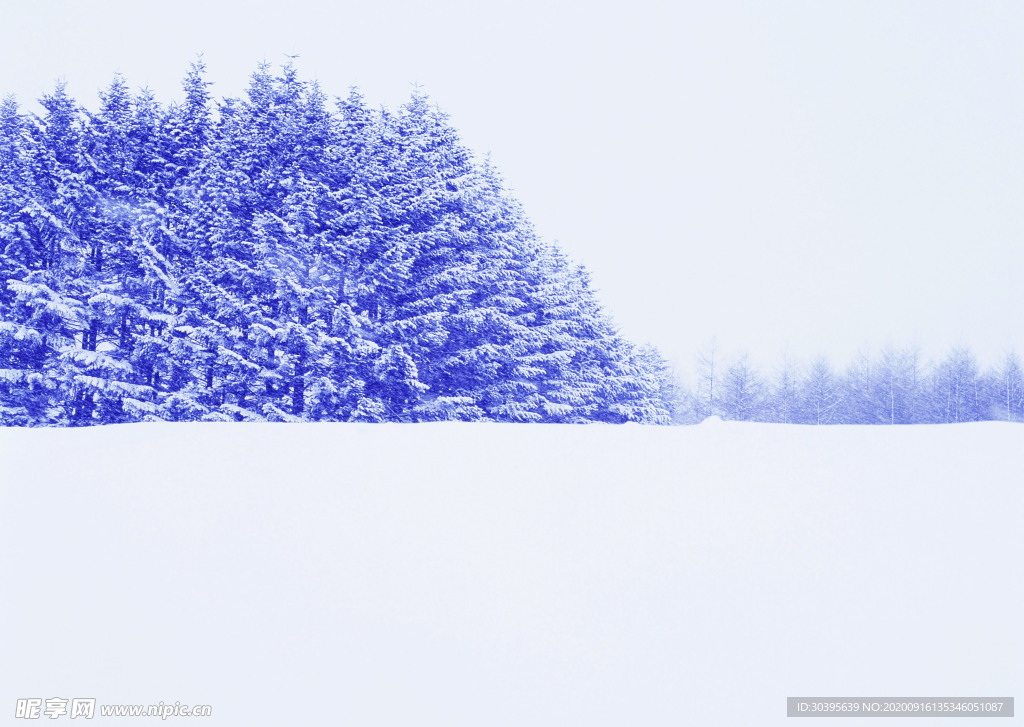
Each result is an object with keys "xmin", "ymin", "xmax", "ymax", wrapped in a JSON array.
[
  {"xmin": 370, "ymin": 90, "xmax": 477, "ymax": 418},
  {"xmin": 2, "ymin": 82, "xmax": 102, "ymax": 425},
  {"xmin": 515, "ymin": 245, "xmax": 671, "ymax": 423},
  {"xmin": 0, "ymin": 97, "xmax": 57, "ymax": 423}
]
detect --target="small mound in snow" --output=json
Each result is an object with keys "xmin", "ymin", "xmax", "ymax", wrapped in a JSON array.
[{"xmin": 701, "ymin": 415, "xmax": 724, "ymax": 424}]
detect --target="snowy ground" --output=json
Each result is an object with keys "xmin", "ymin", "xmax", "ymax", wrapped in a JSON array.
[{"xmin": 2, "ymin": 421, "xmax": 1021, "ymax": 725}]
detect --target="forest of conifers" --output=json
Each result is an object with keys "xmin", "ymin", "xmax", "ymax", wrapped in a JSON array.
[
  {"xmin": 0, "ymin": 61, "xmax": 676, "ymax": 426},
  {"xmin": 1, "ymin": 61, "xmax": 1019, "ymax": 427}
]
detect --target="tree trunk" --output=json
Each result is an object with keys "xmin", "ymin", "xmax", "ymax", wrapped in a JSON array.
[{"xmin": 292, "ymin": 353, "xmax": 306, "ymax": 416}]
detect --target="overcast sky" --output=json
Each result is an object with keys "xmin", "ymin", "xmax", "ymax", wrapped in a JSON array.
[{"xmin": 1, "ymin": 0, "xmax": 1021, "ymax": 375}]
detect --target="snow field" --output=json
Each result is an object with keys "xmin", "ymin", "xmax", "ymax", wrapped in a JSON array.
[{"xmin": 2, "ymin": 421, "xmax": 1020, "ymax": 725}]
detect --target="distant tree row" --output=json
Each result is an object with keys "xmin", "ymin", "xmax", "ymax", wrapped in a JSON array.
[
  {"xmin": 0, "ymin": 60, "xmax": 673, "ymax": 426},
  {"xmin": 670, "ymin": 342, "xmax": 1024, "ymax": 425}
]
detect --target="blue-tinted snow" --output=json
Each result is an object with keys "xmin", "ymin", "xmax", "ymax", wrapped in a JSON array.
[{"xmin": 2, "ymin": 421, "xmax": 1020, "ymax": 725}]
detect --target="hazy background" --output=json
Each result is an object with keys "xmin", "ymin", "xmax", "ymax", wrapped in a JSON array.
[{"xmin": 1, "ymin": 0, "xmax": 1021, "ymax": 375}]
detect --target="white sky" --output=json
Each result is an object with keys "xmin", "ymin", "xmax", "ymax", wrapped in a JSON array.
[{"xmin": 1, "ymin": 0, "xmax": 1022, "ymax": 374}]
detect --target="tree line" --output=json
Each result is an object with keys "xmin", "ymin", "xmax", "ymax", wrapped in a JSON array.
[
  {"xmin": 670, "ymin": 342, "xmax": 1024, "ymax": 424},
  {"xmin": 0, "ymin": 60, "xmax": 674, "ymax": 426}
]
